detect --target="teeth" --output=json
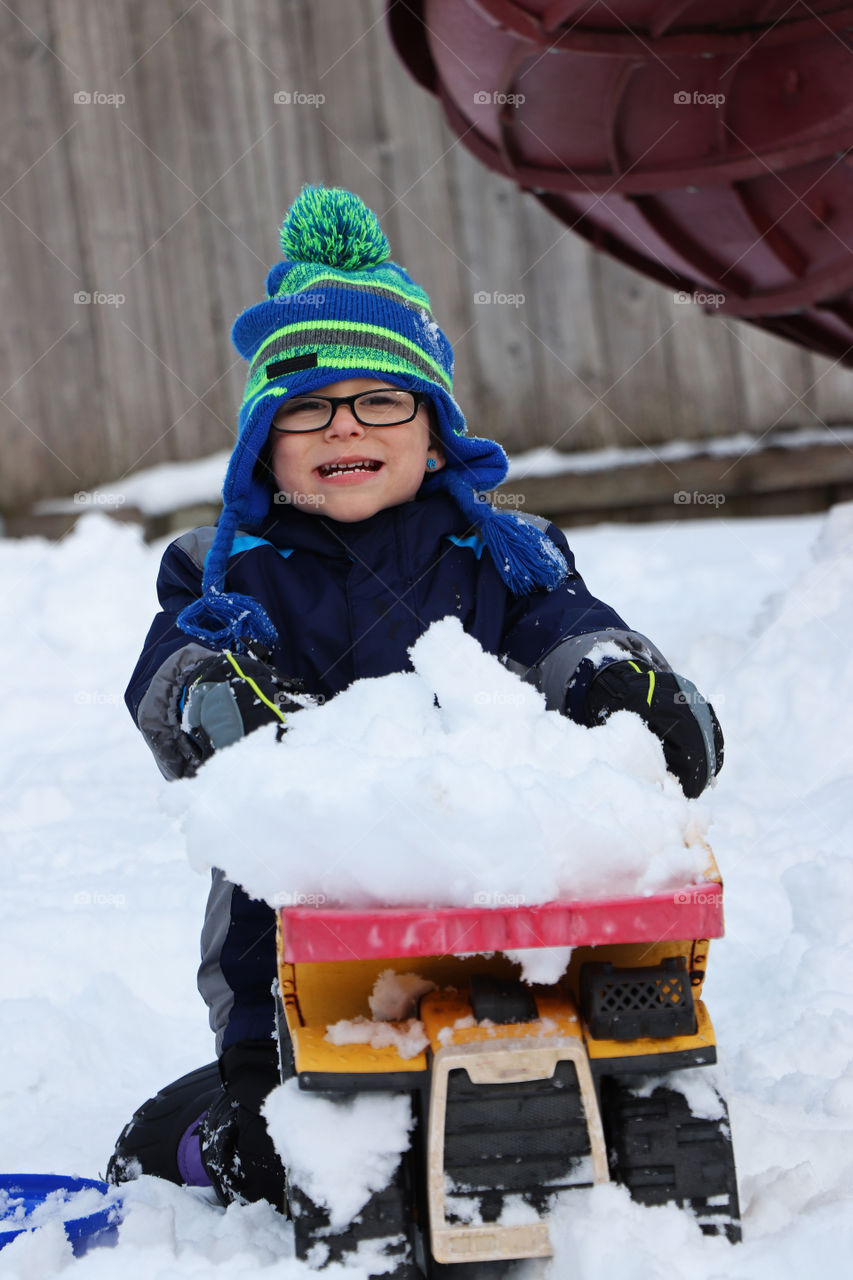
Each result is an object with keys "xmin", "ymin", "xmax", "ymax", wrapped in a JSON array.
[{"xmin": 321, "ymin": 461, "xmax": 381, "ymax": 477}]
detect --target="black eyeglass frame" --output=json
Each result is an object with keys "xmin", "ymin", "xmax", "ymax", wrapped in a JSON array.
[{"xmin": 269, "ymin": 389, "xmax": 428, "ymax": 434}]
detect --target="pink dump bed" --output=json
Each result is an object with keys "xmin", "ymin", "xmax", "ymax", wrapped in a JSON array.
[{"xmin": 279, "ymin": 879, "xmax": 723, "ymax": 963}]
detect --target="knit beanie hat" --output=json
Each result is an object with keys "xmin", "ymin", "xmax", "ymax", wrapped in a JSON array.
[{"xmin": 177, "ymin": 185, "xmax": 567, "ymax": 651}]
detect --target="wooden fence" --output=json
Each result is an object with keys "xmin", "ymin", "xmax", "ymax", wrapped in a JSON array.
[{"xmin": 2, "ymin": 0, "xmax": 853, "ymax": 515}]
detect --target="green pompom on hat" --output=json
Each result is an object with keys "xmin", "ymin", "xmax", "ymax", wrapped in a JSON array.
[{"xmin": 279, "ymin": 185, "xmax": 390, "ymax": 268}]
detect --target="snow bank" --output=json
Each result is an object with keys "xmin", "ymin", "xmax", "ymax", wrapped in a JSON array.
[
  {"xmin": 175, "ymin": 617, "xmax": 708, "ymax": 912},
  {"xmin": 7, "ymin": 504, "xmax": 853, "ymax": 1279}
]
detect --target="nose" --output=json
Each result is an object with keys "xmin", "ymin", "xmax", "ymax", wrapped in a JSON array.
[{"xmin": 324, "ymin": 404, "xmax": 365, "ymax": 438}]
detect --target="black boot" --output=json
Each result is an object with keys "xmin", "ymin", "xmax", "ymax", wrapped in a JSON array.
[
  {"xmin": 199, "ymin": 1040, "xmax": 286, "ymax": 1209},
  {"xmin": 107, "ymin": 1061, "xmax": 221, "ymax": 1187}
]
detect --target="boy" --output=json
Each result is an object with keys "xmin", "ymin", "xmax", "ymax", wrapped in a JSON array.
[{"xmin": 110, "ymin": 186, "xmax": 722, "ymax": 1207}]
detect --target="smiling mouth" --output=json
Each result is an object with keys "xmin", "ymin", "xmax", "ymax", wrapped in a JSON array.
[{"xmin": 317, "ymin": 460, "xmax": 383, "ymax": 478}]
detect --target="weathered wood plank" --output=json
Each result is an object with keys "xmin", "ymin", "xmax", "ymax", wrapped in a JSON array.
[
  {"xmin": 515, "ymin": 198, "xmax": 614, "ymax": 453},
  {"xmin": 1, "ymin": 0, "xmax": 94, "ymax": 500},
  {"xmin": 590, "ymin": 250, "xmax": 675, "ymax": 449},
  {"xmin": 726, "ymin": 316, "xmax": 816, "ymax": 435}
]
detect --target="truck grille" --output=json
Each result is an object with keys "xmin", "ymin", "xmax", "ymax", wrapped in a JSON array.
[{"xmin": 443, "ymin": 1060, "xmax": 592, "ymax": 1219}]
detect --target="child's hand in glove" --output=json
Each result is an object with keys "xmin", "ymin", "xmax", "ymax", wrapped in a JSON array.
[
  {"xmin": 182, "ymin": 649, "xmax": 309, "ymax": 774},
  {"xmin": 584, "ymin": 659, "xmax": 723, "ymax": 798}
]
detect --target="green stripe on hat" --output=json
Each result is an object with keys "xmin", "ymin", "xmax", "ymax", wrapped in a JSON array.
[
  {"xmin": 246, "ymin": 321, "xmax": 452, "ymax": 389},
  {"xmin": 275, "ymin": 277, "xmax": 430, "ymax": 311},
  {"xmin": 271, "ymin": 263, "xmax": 431, "ymax": 310}
]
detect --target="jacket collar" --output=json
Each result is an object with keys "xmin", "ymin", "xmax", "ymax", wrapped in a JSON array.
[{"xmin": 253, "ymin": 489, "xmax": 468, "ymax": 559}]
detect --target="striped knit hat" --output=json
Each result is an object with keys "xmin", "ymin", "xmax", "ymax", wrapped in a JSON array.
[{"xmin": 177, "ymin": 186, "xmax": 567, "ymax": 650}]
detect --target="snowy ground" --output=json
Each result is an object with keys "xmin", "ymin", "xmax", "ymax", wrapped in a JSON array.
[{"xmin": 2, "ymin": 502, "xmax": 853, "ymax": 1276}]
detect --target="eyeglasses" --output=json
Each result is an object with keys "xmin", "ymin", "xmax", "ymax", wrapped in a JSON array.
[{"xmin": 271, "ymin": 389, "xmax": 427, "ymax": 434}]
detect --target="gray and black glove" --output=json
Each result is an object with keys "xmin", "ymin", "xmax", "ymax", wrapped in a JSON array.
[
  {"xmin": 584, "ymin": 659, "xmax": 723, "ymax": 798},
  {"xmin": 182, "ymin": 650, "xmax": 307, "ymax": 775}
]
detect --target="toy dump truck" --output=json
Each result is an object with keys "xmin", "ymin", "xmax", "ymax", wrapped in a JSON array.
[{"xmin": 274, "ymin": 852, "xmax": 741, "ymax": 1275}]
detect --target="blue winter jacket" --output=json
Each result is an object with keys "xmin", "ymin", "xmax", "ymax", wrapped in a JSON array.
[{"xmin": 126, "ymin": 490, "xmax": 666, "ymax": 1053}]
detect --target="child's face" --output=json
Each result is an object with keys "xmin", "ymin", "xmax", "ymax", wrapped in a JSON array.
[{"xmin": 269, "ymin": 377, "xmax": 443, "ymax": 522}]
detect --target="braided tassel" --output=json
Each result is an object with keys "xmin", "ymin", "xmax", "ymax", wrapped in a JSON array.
[{"xmin": 442, "ymin": 470, "xmax": 567, "ymax": 594}]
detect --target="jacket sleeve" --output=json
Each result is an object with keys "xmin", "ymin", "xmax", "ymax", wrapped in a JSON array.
[
  {"xmin": 125, "ymin": 527, "xmax": 220, "ymax": 779},
  {"xmin": 500, "ymin": 517, "xmax": 672, "ymax": 721}
]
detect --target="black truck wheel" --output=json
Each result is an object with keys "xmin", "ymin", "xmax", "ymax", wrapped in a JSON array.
[
  {"xmin": 600, "ymin": 1072, "xmax": 741, "ymax": 1242},
  {"xmin": 287, "ymin": 1148, "xmax": 420, "ymax": 1278},
  {"xmin": 276, "ymin": 994, "xmax": 421, "ymax": 1274}
]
